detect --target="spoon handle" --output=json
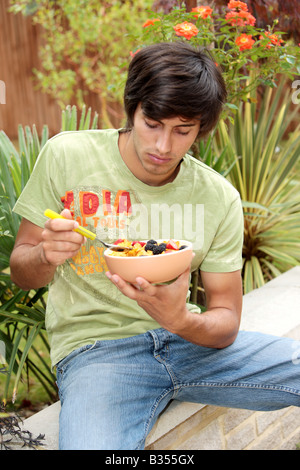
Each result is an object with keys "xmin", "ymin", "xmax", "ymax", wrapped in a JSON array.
[{"xmin": 44, "ymin": 209, "xmax": 96, "ymax": 240}]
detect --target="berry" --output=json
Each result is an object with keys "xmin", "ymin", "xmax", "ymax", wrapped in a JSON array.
[
  {"xmin": 145, "ymin": 239, "xmax": 158, "ymax": 252},
  {"xmin": 113, "ymin": 238, "xmax": 125, "ymax": 245},
  {"xmin": 145, "ymin": 243, "xmax": 154, "ymax": 251},
  {"xmin": 152, "ymin": 244, "xmax": 166, "ymax": 255},
  {"xmin": 166, "ymin": 239, "xmax": 179, "ymax": 250},
  {"xmin": 158, "ymin": 243, "xmax": 167, "ymax": 250}
]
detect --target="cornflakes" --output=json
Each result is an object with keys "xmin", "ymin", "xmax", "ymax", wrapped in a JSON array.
[{"xmin": 108, "ymin": 239, "xmax": 186, "ymax": 257}]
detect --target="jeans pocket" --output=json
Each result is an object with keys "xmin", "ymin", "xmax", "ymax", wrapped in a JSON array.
[{"xmin": 56, "ymin": 341, "xmax": 100, "ymax": 384}]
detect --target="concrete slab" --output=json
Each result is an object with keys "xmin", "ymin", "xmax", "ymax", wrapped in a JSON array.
[
  {"xmin": 240, "ymin": 266, "xmax": 300, "ymax": 336},
  {"xmin": 20, "ymin": 401, "xmax": 60, "ymax": 450}
]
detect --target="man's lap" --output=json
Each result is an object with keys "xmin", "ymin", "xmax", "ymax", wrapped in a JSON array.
[{"xmin": 56, "ymin": 329, "xmax": 300, "ymax": 449}]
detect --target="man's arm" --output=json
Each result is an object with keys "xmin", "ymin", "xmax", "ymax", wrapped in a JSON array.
[
  {"xmin": 10, "ymin": 210, "xmax": 85, "ymax": 290},
  {"xmin": 184, "ymin": 269, "xmax": 243, "ymax": 348},
  {"xmin": 105, "ymin": 268, "xmax": 243, "ymax": 349}
]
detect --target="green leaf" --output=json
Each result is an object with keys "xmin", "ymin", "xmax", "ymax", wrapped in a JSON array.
[
  {"xmin": 3, "ymin": 325, "xmax": 27, "ymax": 401},
  {"xmin": 12, "ymin": 323, "xmax": 43, "ymax": 403},
  {"xmin": 242, "ymin": 201, "xmax": 276, "ymax": 213}
]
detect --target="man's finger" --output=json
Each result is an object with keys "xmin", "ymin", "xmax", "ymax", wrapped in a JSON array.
[
  {"xmin": 134, "ymin": 277, "xmax": 157, "ymax": 296},
  {"xmin": 105, "ymin": 271, "xmax": 140, "ymax": 299},
  {"xmin": 60, "ymin": 208, "xmax": 74, "ymax": 220},
  {"xmin": 45, "ymin": 216, "xmax": 78, "ymax": 232}
]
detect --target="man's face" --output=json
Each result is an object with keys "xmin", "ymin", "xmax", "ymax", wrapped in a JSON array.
[{"xmin": 128, "ymin": 104, "xmax": 200, "ymax": 186}]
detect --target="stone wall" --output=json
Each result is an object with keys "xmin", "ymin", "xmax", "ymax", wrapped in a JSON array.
[{"xmin": 145, "ymin": 403, "xmax": 300, "ymax": 450}]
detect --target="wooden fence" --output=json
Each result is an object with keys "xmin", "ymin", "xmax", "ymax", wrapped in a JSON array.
[
  {"xmin": 0, "ymin": 0, "xmax": 105, "ymax": 140},
  {"xmin": 0, "ymin": 0, "xmax": 64, "ymax": 139}
]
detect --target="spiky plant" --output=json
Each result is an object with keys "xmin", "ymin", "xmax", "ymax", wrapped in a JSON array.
[{"xmin": 215, "ymin": 80, "xmax": 300, "ymax": 293}]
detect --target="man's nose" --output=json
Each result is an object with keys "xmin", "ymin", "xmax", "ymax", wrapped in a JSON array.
[{"xmin": 156, "ymin": 131, "xmax": 172, "ymax": 155}]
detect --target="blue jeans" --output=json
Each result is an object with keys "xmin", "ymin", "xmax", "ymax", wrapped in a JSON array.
[{"xmin": 56, "ymin": 329, "xmax": 300, "ymax": 450}]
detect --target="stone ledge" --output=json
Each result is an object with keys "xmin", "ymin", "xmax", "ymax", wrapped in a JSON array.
[
  {"xmin": 239, "ymin": 266, "xmax": 300, "ymax": 337},
  {"xmin": 19, "ymin": 266, "xmax": 300, "ymax": 450}
]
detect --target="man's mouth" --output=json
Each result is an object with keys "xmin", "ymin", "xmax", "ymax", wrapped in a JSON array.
[{"xmin": 148, "ymin": 153, "xmax": 171, "ymax": 164}]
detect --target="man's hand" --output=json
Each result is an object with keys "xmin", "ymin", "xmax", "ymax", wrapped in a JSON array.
[
  {"xmin": 10, "ymin": 209, "xmax": 85, "ymax": 290},
  {"xmin": 41, "ymin": 209, "xmax": 85, "ymax": 266},
  {"xmin": 106, "ymin": 266, "xmax": 191, "ymax": 334}
]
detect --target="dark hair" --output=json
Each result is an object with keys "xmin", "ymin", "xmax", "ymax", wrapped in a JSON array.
[{"xmin": 124, "ymin": 42, "xmax": 227, "ymax": 138}]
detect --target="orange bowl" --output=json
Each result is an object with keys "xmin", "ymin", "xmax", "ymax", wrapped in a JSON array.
[{"xmin": 104, "ymin": 240, "xmax": 193, "ymax": 284}]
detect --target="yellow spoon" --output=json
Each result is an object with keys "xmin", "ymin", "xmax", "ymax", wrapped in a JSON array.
[{"xmin": 44, "ymin": 209, "xmax": 129, "ymax": 251}]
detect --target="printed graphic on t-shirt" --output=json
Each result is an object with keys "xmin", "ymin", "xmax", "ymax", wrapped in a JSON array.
[
  {"xmin": 61, "ymin": 187, "xmax": 132, "ymax": 279},
  {"xmin": 61, "ymin": 186, "xmax": 204, "ymax": 281}
]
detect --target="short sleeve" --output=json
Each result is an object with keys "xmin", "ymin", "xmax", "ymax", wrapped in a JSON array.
[
  {"xmin": 13, "ymin": 139, "xmax": 65, "ymax": 228},
  {"xmin": 200, "ymin": 195, "xmax": 244, "ymax": 273}
]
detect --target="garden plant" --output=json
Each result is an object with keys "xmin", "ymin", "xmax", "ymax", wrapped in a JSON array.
[
  {"xmin": 9, "ymin": 0, "xmax": 154, "ymax": 127},
  {"xmin": 215, "ymin": 80, "xmax": 300, "ymax": 292},
  {"xmin": 9, "ymin": 1, "xmax": 300, "ymax": 125},
  {"xmin": 134, "ymin": 1, "xmax": 299, "ymax": 118}
]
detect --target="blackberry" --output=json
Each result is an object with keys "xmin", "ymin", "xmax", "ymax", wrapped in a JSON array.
[
  {"xmin": 145, "ymin": 239, "xmax": 158, "ymax": 252},
  {"xmin": 179, "ymin": 245, "xmax": 187, "ymax": 250},
  {"xmin": 152, "ymin": 244, "xmax": 166, "ymax": 255},
  {"xmin": 145, "ymin": 243, "xmax": 154, "ymax": 251},
  {"xmin": 158, "ymin": 243, "xmax": 167, "ymax": 251}
]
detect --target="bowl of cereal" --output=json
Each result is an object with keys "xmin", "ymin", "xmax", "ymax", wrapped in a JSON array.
[{"xmin": 104, "ymin": 239, "xmax": 193, "ymax": 284}]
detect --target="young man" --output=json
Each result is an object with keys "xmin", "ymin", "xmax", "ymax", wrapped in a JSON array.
[{"xmin": 10, "ymin": 42, "xmax": 300, "ymax": 450}]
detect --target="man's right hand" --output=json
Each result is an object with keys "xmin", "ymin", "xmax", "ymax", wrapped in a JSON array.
[
  {"xmin": 41, "ymin": 209, "xmax": 85, "ymax": 266},
  {"xmin": 10, "ymin": 209, "xmax": 85, "ymax": 290}
]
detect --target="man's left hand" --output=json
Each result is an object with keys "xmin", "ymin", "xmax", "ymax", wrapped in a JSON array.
[{"xmin": 105, "ymin": 266, "xmax": 191, "ymax": 333}]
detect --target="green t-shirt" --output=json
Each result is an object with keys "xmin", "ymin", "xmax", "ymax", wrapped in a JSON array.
[{"xmin": 13, "ymin": 129, "xmax": 243, "ymax": 366}]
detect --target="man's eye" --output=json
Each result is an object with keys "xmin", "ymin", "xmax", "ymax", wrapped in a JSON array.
[
  {"xmin": 145, "ymin": 121, "xmax": 158, "ymax": 129},
  {"xmin": 176, "ymin": 129, "xmax": 189, "ymax": 136}
]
